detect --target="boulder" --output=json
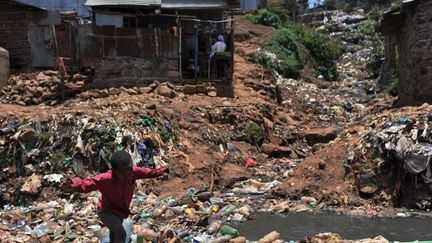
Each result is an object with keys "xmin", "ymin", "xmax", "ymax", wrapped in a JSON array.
[
  {"xmin": 183, "ymin": 85, "xmax": 197, "ymax": 94},
  {"xmin": 156, "ymin": 85, "xmax": 176, "ymax": 98},
  {"xmin": 304, "ymin": 127, "xmax": 337, "ymax": 145},
  {"xmin": 20, "ymin": 174, "xmax": 42, "ymax": 195},
  {"xmin": 139, "ymin": 87, "xmax": 154, "ymax": 94},
  {"xmin": 260, "ymin": 143, "xmax": 292, "ymax": 158}
]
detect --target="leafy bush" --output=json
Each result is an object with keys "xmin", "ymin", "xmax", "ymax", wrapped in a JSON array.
[
  {"xmin": 288, "ymin": 22, "xmax": 341, "ymax": 80},
  {"xmin": 246, "ymin": 12, "xmax": 340, "ymax": 81},
  {"xmin": 242, "ymin": 7, "xmax": 289, "ymax": 28},
  {"xmin": 385, "ymin": 73, "xmax": 399, "ymax": 96},
  {"xmin": 244, "ymin": 122, "xmax": 264, "ymax": 146},
  {"xmin": 358, "ymin": 19, "xmax": 378, "ymax": 36},
  {"xmin": 366, "ymin": 37, "xmax": 384, "ymax": 76},
  {"xmin": 253, "ymin": 28, "xmax": 302, "ymax": 78}
]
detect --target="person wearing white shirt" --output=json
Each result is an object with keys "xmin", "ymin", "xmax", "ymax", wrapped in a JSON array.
[{"xmin": 210, "ymin": 35, "xmax": 227, "ymax": 58}]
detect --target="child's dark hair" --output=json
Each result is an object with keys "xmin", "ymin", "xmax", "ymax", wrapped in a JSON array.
[{"xmin": 110, "ymin": 150, "xmax": 132, "ymax": 169}]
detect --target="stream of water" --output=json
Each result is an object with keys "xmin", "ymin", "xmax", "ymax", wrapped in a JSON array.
[{"xmin": 234, "ymin": 211, "xmax": 432, "ymax": 241}]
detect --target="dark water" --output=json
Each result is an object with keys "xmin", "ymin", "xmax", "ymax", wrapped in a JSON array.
[{"xmin": 234, "ymin": 212, "xmax": 432, "ymax": 241}]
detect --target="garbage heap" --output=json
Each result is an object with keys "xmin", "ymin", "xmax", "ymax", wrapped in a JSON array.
[
  {"xmin": 0, "ymin": 71, "xmax": 87, "ymax": 106},
  {"xmin": 0, "ymin": 109, "xmax": 182, "ymax": 205},
  {"xmin": 0, "ymin": 182, "xmax": 285, "ymax": 242},
  {"xmin": 353, "ymin": 105, "xmax": 432, "ymax": 209},
  {"xmin": 274, "ymin": 9, "xmax": 380, "ymax": 130}
]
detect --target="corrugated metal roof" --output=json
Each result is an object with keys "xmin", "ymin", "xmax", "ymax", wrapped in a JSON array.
[
  {"xmin": 9, "ymin": 0, "xmax": 47, "ymax": 10},
  {"xmin": 85, "ymin": 0, "xmax": 161, "ymax": 7},
  {"xmin": 162, "ymin": 0, "xmax": 227, "ymax": 9},
  {"xmin": 85, "ymin": 0, "xmax": 227, "ymax": 8}
]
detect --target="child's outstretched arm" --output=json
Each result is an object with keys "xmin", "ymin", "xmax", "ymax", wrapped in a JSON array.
[
  {"xmin": 134, "ymin": 166, "xmax": 169, "ymax": 180},
  {"xmin": 61, "ymin": 174, "xmax": 105, "ymax": 193}
]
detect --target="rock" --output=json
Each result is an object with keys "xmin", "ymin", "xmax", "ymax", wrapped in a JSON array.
[
  {"xmin": 36, "ymin": 72, "xmax": 49, "ymax": 81},
  {"xmin": 36, "ymin": 86, "xmax": 44, "ymax": 93},
  {"xmin": 139, "ymin": 87, "xmax": 153, "ymax": 94},
  {"xmin": 310, "ymin": 233, "xmax": 343, "ymax": 242},
  {"xmin": 160, "ymin": 107, "xmax": 175, "ymax": 117},
  {"xmin": 162, "ymin": 82, "xmax": 175, "ymax": 90},
  {"xmin": 126, "ymin": 88, "xmax": 138, "ymax": 95},
  {"xmin": 258, "ymin": 89, "xmax": 267, "ymax": 96},
  {"xmin": 149, "ymin": 81, "xmax": 160, "ymax": 89},
  {"xmin": 262, "ymin": 80, "xmax": 272, "ymax": 86},
  {"xmin": 32, "ymin": 98, "xmax": 40, "ymax": 104},
  {"xmin": 41, "ymin": 92, "xmax": 53, "ymax": 100},
  {"xmin": 73, "ymin": 74, "xmax": 87, "ymax": 82},
  {"xmin": 304, "ymin": 127, "xmax": 337, "ymax": 145},
  {"xmin": 263, "ymin": 117, "xmax": 273, "ymax": 130},
  {"xmin": 183, "ymin": 85, "xmax": 197, "ymax": 94},
  {"xmin": 360, "ymin": 186, "xmax": 377, "ymax": 195},
  {"xmin": 156, "ymin": 85, "xmax": 176, "ymax": 98},
  {"xmin": 207, "ymin": 91, "xmax": 217, "ymax": 97},
  {"xmin": 145, "ymin": 103, "xmax": 157, "ymax": 110},
  {"xmin": 179, "ymin": 120, "xmax": 191, "ymax": 129},
  {"xmin": 318, "ymin": 162, "xmax": 327, "ymax": 170},
  {"xmin": 109, "ymin": 88, "xmax": 121, "ymax": 96},
  {"xmin": 98, "ymin": 89, "xmax": 110, "ymax": 98},
  {"xmin": 357, "ymin": 170, "xmax": 377, "ymax": 195},
  {"xmin": 260, "ymin": 143, "xmax": 292, "ymax": 158},
  {"xmin": 20, "ymin": 174, "xmax": 42, "ymax": 195},
  {"xmin": 207, "ymin": 86, "xmax": 217, "ymax": 92},
  {"xmin": 18, "ymin": 127, "xmax": 37, "ymax": 143}
]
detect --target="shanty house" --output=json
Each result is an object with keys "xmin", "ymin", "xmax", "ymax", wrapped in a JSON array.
[
  {"xmin": 81, "ymin": 0, "xmax": 235, "ymax": 87},
  {"xmin": 378, "ymin": 0, "xmax": 432, "ymax": 106},
  {"xmin": 0, "ymin": 0, "xmax": 63, "ymax": 69},
  {"xmin": 14, "ymin": 0, "xmax": 91, "ymax": 17}
]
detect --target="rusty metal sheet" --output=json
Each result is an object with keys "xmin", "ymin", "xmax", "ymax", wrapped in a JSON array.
[
  {"xmin": 28, "ymin": 24, "xmax": 55, "ymax": 67},
  {"xmin": 79, "ymin": 25, "xmax": 179, "ymax": 67}
]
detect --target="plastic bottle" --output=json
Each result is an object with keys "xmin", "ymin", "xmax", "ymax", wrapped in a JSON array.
[
  {"xmin": 207, "ymin": 220, "xmax": 221, "ymax": 235},
  {"xmin": 33, "ymin": 222, "xmax": 49, "ymax": 238},
  {"xmin": 221, "ymin": 205, "xmax": 237, "ymax": 217},
  {"xmin": 300, "ymin": 196, "xmax": 317, "ymax": 204},
  {"xmin": 196, "ymin": 191, "xmax": 212, "ymax": 202},
  {"xmin": 208, "ymin": 235, "xmax": 232, "ymax": 243},
  {"xmin": 184, "ymin": 208, "xmax": 198, "ymax": 221},
  {"xmin": 229, "ymin": 236, "xmax": 246, "ymax": 243},
  {"xmin": 258, "ymin": 231, "xmax": 280, "ymax": 243},
  {"xmin": 220, "ymin": 225, "xmax": 239, "ymax": 237},
  {"xmin": 154, "ymin": 205, "xmax": 167, "ymax": 217},
  {"xmin": 235, "ymin": 206, "xmax": 250, "ymax": 217},
  {"xmin": 209, "ymin": 205, "xmax": 219, "ymax": 215},
  {"xmin": 193, "ymin": 235, "xmax": 208, "ymax": 243},
  {"xmin": 141, "ymin": 229, "xmax": 159, "ymax": 241}
]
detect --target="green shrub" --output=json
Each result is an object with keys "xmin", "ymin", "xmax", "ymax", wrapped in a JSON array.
[
  {"xmin": 247, "ymin": 13, "xmax": 340, "ymax": 81},
  {"xmin": 288, "ymin": 22, "xmax": 341, "ymax": 80},
  {"xmin": 385, "ymin": 74, "xmax": 399, "ymax": 96},
  {"xmin": 244, "ymin": 122, "xmax": 264, "ymax": 146},
  {"xmin": 358, "ymin": 20, "xmax": 378, "ymax": 36},
  {"xmin": 242, "ymin": 7, "xmax": 289, "ymax": 28},
  {"xmin": 367, "ymin": 37, "xmax": 384, "ymax": 76},
  {"xmin": 253, "ymin": 28, "xmax": 302, "ymax": 78}
]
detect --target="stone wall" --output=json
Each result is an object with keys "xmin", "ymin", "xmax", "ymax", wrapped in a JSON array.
[
  {"xmin": 89, "ymin": 56, "xmax": 180, "ymax": 89},
  {"xmin": 0, "ymin": 2, "xmax": 45, "ymax": 69},
  {"xmin": 0, "ymin": 47, "xmax": 9, "ymax": 89},
  {"xmin": 398, "ymin": 0, "xmax": 432, "ymax": 105}
]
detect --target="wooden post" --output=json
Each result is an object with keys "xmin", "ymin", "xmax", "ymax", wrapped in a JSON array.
[
  {"xmin": 178, "ymin": 15, "xmax": 182, "ymax": 81},
  {"xmin": 230, "ymin": 17, "xmax": 235, "ymax": 84},
  {"xmin": 194, "ymin": 26, "xmax": 198, "ymax": 84},
  {"xmin": 52, "ymin": 25, "xmax": 65, "ymax": 102}
]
